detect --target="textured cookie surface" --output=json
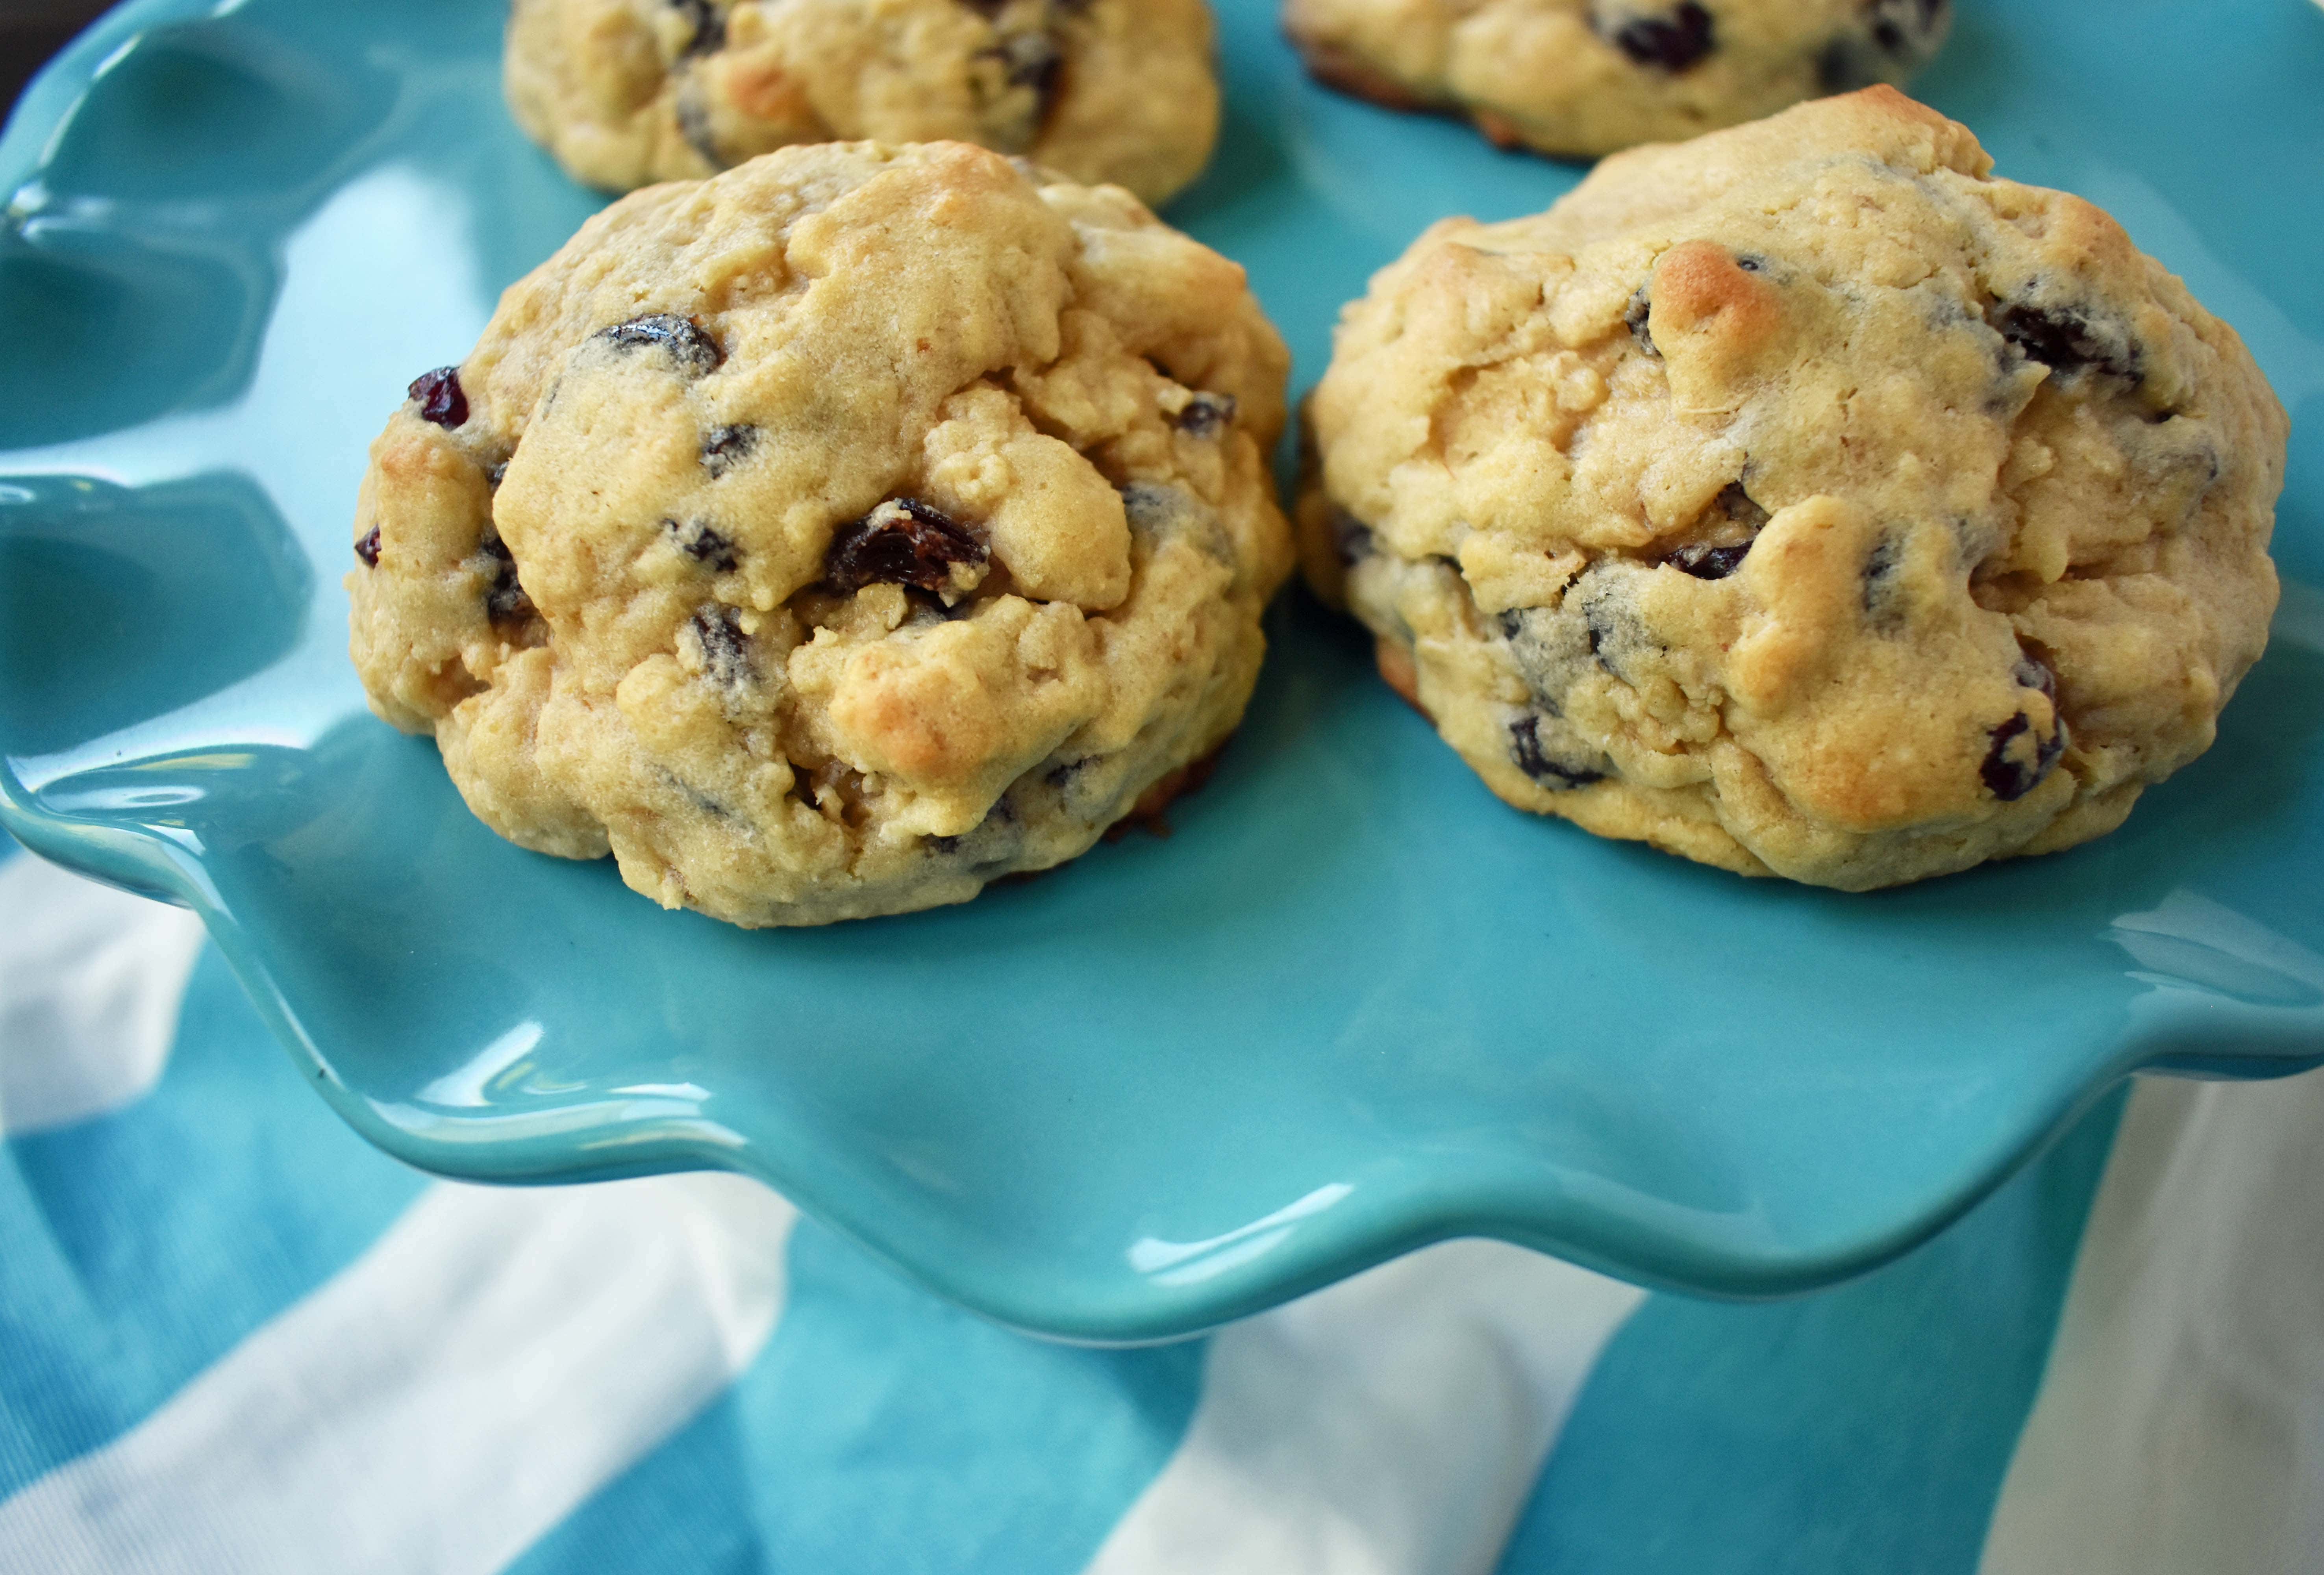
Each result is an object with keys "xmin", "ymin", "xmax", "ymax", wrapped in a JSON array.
[
  {"xmin": 1284, "ymin": 0, "xmax": 1949, "ymax": 159},
  {"xmin": 1298, "ymin": 87, "xmax": 2285, "ymax": 891},
  {"xmin": 507, "ymin": 0, "xmax": 1220, "ymax": 206},
  {"xmin": 349, "ymin": 141, "xmax": 1291, "ymax": 926}
]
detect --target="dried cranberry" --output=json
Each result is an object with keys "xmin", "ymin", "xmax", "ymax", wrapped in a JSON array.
[
  {"xmin": 825, "ymin": 498, "xmax": 987, "ymax": 594},
  {"xmin": 1175, "ymin": 393, "xmax": 1237, "ymax": 437},
  {"xmin": 597, "ymin": 314, "xmax": 724, "ymax": 375},
  {"xmin": 409, "ymin": 366, "xmax": 467, "ymax": 428},
  {"xmin": 1596, "ymin": 3, "xmax": 1715, "ymax": 72},
  {"xmin": 701, "ymin": 423, "xmax": 757, "ymax": 477},
  {"xmin": 665, "ymin": 517, "xmax": 739, "ymax": 573},
  {"xmin": 1511, "ymin": 716, "xmax": 1606, "ymax": 789},
  {"xmin": 355, "ymin": 526, "xmax": 381, "ymax": 567}
]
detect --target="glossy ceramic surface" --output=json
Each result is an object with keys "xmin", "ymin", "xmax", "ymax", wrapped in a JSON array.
[{"xmin": 3, "ymin": 0, "xmax": 2320, "ymax": 1341}]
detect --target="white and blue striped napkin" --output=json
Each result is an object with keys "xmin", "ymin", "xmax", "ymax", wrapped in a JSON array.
[{"xmin": 3, "ymin": 831, "xmax": 2318, "ymax": 1574}]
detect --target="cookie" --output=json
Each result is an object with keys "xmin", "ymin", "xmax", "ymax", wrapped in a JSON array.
[
  {"xmin": 1283, "ymin": 0, "xmax": 1951, "ymax": 159},
  {"xmin": 1297, "ymin": 87, "xmax": 2285, "ymax": 891},
  {"xmin": 348, "ymin": 141, "xmax": 1292, "ymax": 926},
  {"xmin": 506, "ymin": 0, "xmax": 1222, "ymax": 207}
]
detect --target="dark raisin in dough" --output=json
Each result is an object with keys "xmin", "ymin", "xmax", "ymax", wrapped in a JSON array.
[
  {"xmin": 1511, "ymin": 715, "xmax": 1606, "ymax": 789},
  {"xmin": 1594, "ymin": 3, "xmax": 1716, "ymax": 73},
  {"xmin": 1991, "ymin": 301, "xmax": 2141, "ymax": 383},
  {"xmin": 689, "ymin": 605, "xmax": 752, "ymax": 689},
  {"xmin": 1667, "ymin": 542, "xmax": 1750, "ymax": 579},
  {"xmin": 1980, "ymin": 711, "xmax": 2065, "ymax": 801},
  {"xmin": 825, "ymin": 498, "xmax": 988, "ymax": 593},
  {"xmin": 672, "ymin": 0, "xmax": 724, "ymax": 57},
  {"xmin": 481, "ymin": 536, "xmax": 535, "ymax": 624},
  {"xmin": 597, "ymin": 313, "xmax": 725, "ymax": 374},
  {"xmin": 701, "ymin": 423, "xmax": 758, "ymax": 476},
  {"xmin": 666, "ymin": 517, "xmax": 740, "ymax": 572},
  {"xmin": 1176, "ymin": 393, "xmax": 1238, "ymax": 436},
  {"xmin": 1625, "ymin": 287, "xmax": 1658, "ymax": 357},
  {"xmin": 356, "ymin": 526, "xmax": 382, "ymax": 567}
]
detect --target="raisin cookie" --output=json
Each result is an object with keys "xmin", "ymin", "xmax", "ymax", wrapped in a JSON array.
[
  {"xmin": 1283, "ymin": 0, "xmax": 1950, "ymax": 160},
  {"xmin": 1297, "ymin": 87, "xmax": 2285, "ymax": 891},
  {"xmin": 349, "ymin": 141, "xmax": 1291, "ymax": 926},
  {"xmin": 506, "ymin": 0, "xmax": 1221, "ymax": 207}
]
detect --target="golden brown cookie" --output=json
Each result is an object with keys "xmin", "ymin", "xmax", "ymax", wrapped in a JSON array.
[
  {"xmin": 507, "ymin": 0, "xmax": 1221, "ymax": 206},
  {"xmin": 1284, "ymin": 0, "xmax": 1950, "ymax": 160},
  {"xmin": 349, "ymin": 142, "xmax": 1292, "ymax": 925},
  {"xmin": 1298, "ymin": 88, "xmax": 2286, "ymax": 890}
]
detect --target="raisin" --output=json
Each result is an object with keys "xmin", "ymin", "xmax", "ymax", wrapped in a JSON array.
[
  {"xmin": 1667, "ymin": 543, "xmax": 1750, "ymax": 580},
  {"xmin": 997, "ymin": 30, "xmax": 1064, "ymax": 98},
  {"xmin": 1624, "ymin": 287, "xmax": 1658, "ymax": 357},
  {"xmin": 1980, "ymin": 712, "xmax": 2065, "ymax": 801},
  {"xmin": 1582, "ymin": 598, "xmax": 1617, "ymax": 671},
  {"xmin": 1667, "ymin": 483, "xmax": 1767, "ymax": 576},
  {"xmin": 1991, "ymin": 302, "xmax": 2140, "ymax": 383},
  {"xmin": 1866, "ymin": 0, "xmax": 1947, "ymax": 54},
  {"xmin": 665, "ymin": 517, "xmax": 739, "ymax": 572},
  {"xmin": 408, "ymin": 366, "xmax": 467, "ymax": 428},
  {"xmin": 1175, "ymin": 393, "xmax": 1237, "ymax": 437},
  {"xmin": 1595, "ymin": 3, "xmax": 1715, "ymax": 72},
  {"xmin": 675, "ymin": 87, "xmax": 721, "ymax": 168},
  {"xmin": 1330, "ymin": 510, "xmax": 1374, "ymax": 567},
  {"xmin": 486, "ymin": 461, "xmax": 508, "ymax": 489},
  {"xmin": 689, "ymin": 605, "xmax": 751, "ymax": 690},
  {"xmin": 825, "ymin": 498, "xmax": 987, "ymax": 594},
  {"xmin": 355, "ymin": 526, "xmax": 381, "ymax": 567},
  {"xmin": 1861, "ymin": 535, "xmax": 1902, "ymax": 617},
  {"xmin": 597, "ymin": 313, "xmax": 724, "ymax": 375},
  {"xmin": 701, "ymin": 423, "xmax": 757, "ymax": 477},
  {"xmin": 480, "ymin": 536, "xmax": 534, "ymax": 624},
  {"xmin": 1511, "ymin": 716, "xmax": 1606, "ymax": 789},
  {"xmin": 2013, "ymin": 653, "xmax": 2058, "ymax": 702},
  {"xmin": 926, "ymin": 833, "xmax": 963, "ymax": 854},
  {"xmin": 672, "ymin": 0, "xmax": 725, "ymax": 57}
]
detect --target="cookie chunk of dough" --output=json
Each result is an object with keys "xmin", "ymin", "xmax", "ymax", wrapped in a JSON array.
[
  {"xmin": 1297, "ymin": 87, "xmax": 2285, "ymax": 891},
  {"xmin": 1284, "ymin": 0, "xmax": 1950, "ymax": 159},
  {"xmin": 507, "ymin": 0, "xmax": 1221, "ymax": 207},
  {"xmin": 349, "ymin": 142, "xmax": 1291, "ymax": 926}
]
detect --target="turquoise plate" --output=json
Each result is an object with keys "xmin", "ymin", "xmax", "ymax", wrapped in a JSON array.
[{"xmin": 3, "ymin": 0, "xmax": 2320, "ymax": 1342}]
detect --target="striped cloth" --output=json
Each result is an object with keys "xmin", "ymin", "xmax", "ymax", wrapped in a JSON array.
[{"xmin": 2, "ymin": 832, "xmax": 2319, "ymax": 1575}]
